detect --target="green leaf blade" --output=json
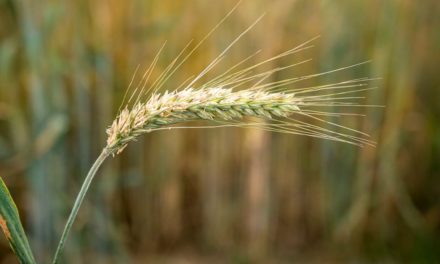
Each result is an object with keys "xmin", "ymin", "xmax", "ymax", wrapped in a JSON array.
[{"xmin": 0, "ymin": 177, "xmax": 36, "ymax": 264}]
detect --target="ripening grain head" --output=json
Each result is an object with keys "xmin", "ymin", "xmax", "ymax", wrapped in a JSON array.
[
  {"xmin": 106, "ymin": 87, "xmax": 301, "ymax": 153},
  {"xmin": 106, "ymin": 74, "xmax": 376, "ymax": 155},
  {"xmin": 104, "ymin": 11, "xmax": 378, "ymax": 156}
]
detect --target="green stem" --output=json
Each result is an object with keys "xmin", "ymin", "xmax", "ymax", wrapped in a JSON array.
[{"xmin": 52, "ymin": 149, "xmax": 110, "ymax": 264}]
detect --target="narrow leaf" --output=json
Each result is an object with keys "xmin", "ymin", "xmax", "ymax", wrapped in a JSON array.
[{"xmin": 0, "ymin": 177, "xmax": 36, "ymax": 264}]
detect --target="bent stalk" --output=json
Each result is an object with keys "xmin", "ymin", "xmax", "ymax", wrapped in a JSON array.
[{"xmin": 52, "ymin": 149, "xmax": 110, "ymax": 264}]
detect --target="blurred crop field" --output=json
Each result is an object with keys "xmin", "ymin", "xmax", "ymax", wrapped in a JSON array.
[{"xmin": 0, "ymin": 0, "xmax": 439, "ymax": 263}]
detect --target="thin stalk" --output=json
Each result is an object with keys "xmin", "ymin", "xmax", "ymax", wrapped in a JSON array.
[{"xmin": 52, "ymin": 149, "xmax": 110, "ymax": 264}]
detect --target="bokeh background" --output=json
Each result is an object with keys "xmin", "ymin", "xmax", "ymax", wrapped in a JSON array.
[{"xmin": 0, "ymin": 0, "xmax": 439, "ymax": 263}]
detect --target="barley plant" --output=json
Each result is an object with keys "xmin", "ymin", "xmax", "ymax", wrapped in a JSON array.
[
  {"xmin": 0, "ymin": 5, "xmax": 379, "ymax": 264},
  {"xmin": 51, "ymin": 13, "xmax": 377, "ymax": 264}
]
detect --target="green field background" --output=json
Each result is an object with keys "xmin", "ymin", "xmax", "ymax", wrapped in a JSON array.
[{"xmin": 0, "ymin": 0, "xmax": 439, "ymax": 263}]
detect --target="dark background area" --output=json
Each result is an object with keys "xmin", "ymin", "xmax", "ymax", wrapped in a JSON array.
[{"xmin": 0, "ymin": 0, "xmax": 439, "ymax": 263}]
